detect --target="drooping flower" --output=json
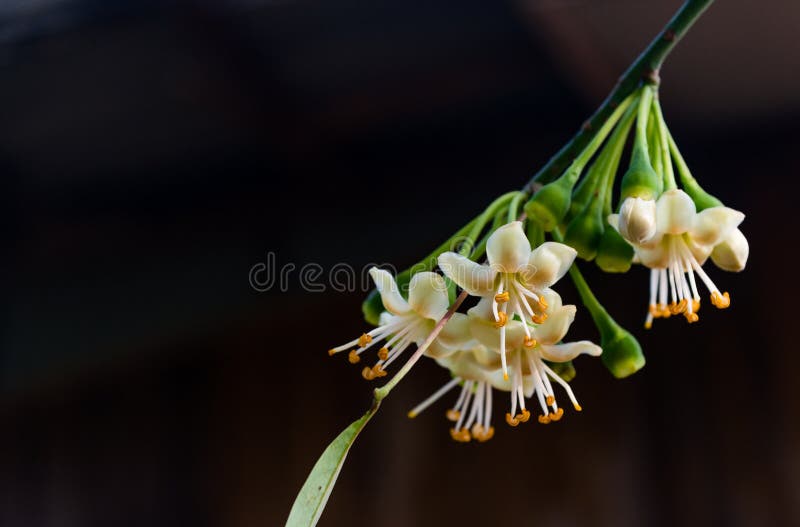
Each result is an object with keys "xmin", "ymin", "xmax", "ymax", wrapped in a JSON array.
[
  {"xmin": 468, "ymin": 295, "xmax": 601, "ymax": 425},
  {"xmin": 407, "ymin": 292, "xmax": 601, "ymax": 443},
  {"xmin": 328, "ymin": 268, "xmax": 471, "ymax": 379},
  {"xmin": 437, "ymin": 221, "xmax": 577, "ymax": 379},
  {"xmin": 608, "ymin": 189, "xmax": 745, "ymax": 328}
]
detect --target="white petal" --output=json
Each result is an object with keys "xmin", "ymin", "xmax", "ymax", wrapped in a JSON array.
[
  {"xmin": 407, "ymin": 271, "xmax": 450, "ymax": 319},
  {"xmin": 519, "ymin": 242, "xmax": 577, "ymax": 290},
  {"xmin": 436, "ymin": 350, "xmax": 496, "ymax": 382},
  {"xmin": 689, "ymin": 206, "xmax": 745, "ymax": 247},
  {"xmin": 533, "ymin": 304, "xmax": 576, "ymax": 345},
  {"xmin": 634, "ymin": 238, "xmax": 670, "ymax": 268},
  {"xmin": 711, "ymin": 228, "xmax": 749, "ymax": 272},
  {"xmin": 618, "ymin": 197, "xmax": 657, "ymax": 244},
  {"xmin": 486, "ymin": 221, "xmax": 532, "ymax": 273},
  {"xmin": 436, "ymin": 313, "xmax": 473, "ymax": 349},
  {"xmin": 607, "ymin": 214, "xmax": 620, "ymax": 231},
  {"xmin": 468, "ymin": 300, "xmax": 526, "ymax": 352},
  {"xmin": 425, "ymin": 340, "xmax": 457, "ymax": 359},
  {"xmin": 369, "ymin": 267, "xmax": 411, "ymax": 315},
  {"xmin": 538, "ymin": 341, "xmax": 602, "ymax": 363},
  {"xmin": 437, "ymin": 252, "xmax": 498, "ymax": 297},
  {"xmin": 656, "ymin": 189, "xmax": 696, "ymax": 235}
]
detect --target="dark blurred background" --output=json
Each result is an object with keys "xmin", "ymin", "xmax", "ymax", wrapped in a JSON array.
[{"xmin": 1, "ymin": 1, "xmax": 799, "ymax": 526}]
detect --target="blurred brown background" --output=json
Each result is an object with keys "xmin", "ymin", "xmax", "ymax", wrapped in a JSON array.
[{"xmin": 1, "ymin": 1, "xmax": 799, "ymax": 526}]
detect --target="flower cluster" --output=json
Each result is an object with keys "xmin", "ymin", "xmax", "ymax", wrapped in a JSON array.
[
  {"xmin": 327, "ymin": 85, "xmax": 749, "ymax": 443},
  {"xmin": 330, "ymin": 222, "xmax": 602, "ymax": 442},
  {"xmin": 526, "ymin": 85, "xmax": 749, "ymax": 330}
]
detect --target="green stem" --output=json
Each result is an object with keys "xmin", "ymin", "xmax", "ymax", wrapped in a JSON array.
[
  {"xmin": 653, "ymin": 96, "xmax": 677, "ymax": 190},
  {"xmin": 523, "ymin": 0, "xmax": 714, "ymax": 191}
]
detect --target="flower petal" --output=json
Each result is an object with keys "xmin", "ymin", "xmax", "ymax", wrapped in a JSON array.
[
  {"xmin": 634, "ymin": 238, "xmax": 670, "ymax": 268},
  {"xmin": 519, "ymin": 242, "xmax": 577, "ymax": 290},
  {"xmin": 607, "ymin": 213, "xmax": 620, "ymax": 231},
  {"xmin": 711, "ymin": 228, "xmax": 749, "ymax": 272},
  {"xmin": 436, "ymin": 312, "xmax": 473, "ymax": 349},
  {"xmin": 467, "ymin": 299, "xmax": 526, "ymax": 351},
  {"xmin": 689, "ymin": 206, "xmax": 745, "ymax": 247},
  {"xmin": 538, "ymin": 340, "xmax": 602, "ymax": 363},
  {"xmin": 407, "ymin": 271, "xmax": 450, "ymax": 320},
  {"xmin": 369, "ymin": 267, "xmax": 410, "ymax": 315},
  {"xmin": 425, "ymin": 340, "xmax": 457, "ymax": 360},
  {"xmin": 436, "ymin": 350, "xmax": 496, "ymax": 382},
  {"xmin": 656, "ymin": 189, "xmax": 696, "ymax": 235},
  {"xmin": 438, "ymin": 252, "xmax": 498, "ymax": 297},
  {"xmin": 533, "ymin": 304, "xmax": 576, "ymax": 345},
  {"xmin": 486, "ymin": 221, "xmax": 532, "ymax": 273}
]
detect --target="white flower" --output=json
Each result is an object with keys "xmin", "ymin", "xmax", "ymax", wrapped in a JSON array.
[
  {"xmin": 609, "ymin": 189, "xmax": 745, "ymax": 328},
  {"xmin": 468, "ymin": 295, "xmax": 601, "ymax": 425},
  {"xmin": 406, "ymin": 294, "xmax": 601, "ymax": 442},
  {"xmin": 328, "ymin": 268, "xmax": 471, "ymax": 379},
  {"xmin": 437, "ymin": 221, "xmax": 577, "ymax": 379}
]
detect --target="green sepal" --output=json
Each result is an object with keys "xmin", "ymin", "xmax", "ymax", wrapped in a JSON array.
[
  {"xmin": 684, "ymin": 183, "xmax": 722, "ymax": 211},
  {"xmin": 620, "ymin": 146, "xmax": 662, "ymax": 201},
  {"xmin": 595, "ymin": 225, "xmax": 634, "ymax": 273},
  {"xmin": 545, "ymin": 360, "xmax": 576, "ymax": 382},
  {"xmin": 523, "ymin": 169, "xmax": 577, "ymax": 231},
  {"xmin": 563, "ymin": 192, "xmax": 605, "ymax": 261}
]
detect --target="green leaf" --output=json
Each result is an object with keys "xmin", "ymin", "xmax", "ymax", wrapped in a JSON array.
[{"xmin": 286, "ymin": 404, "xmax": 378, "ymax": 527}]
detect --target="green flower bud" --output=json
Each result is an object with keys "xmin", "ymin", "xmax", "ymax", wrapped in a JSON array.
[
  {"xmin": 524, "ymin": 168, "xmax": 578, "ymax": 231},
  {"xmin": 595, "ymin": 225, "xmax": 634, "ymax": 273},
  {"xmin": 601, "ymin": 328, "xmax": 646, "ymax": 379},
  {"xmin": 545, "ymin": 360, "xmax": 576, "ymax": 382},
  {"xmin": 563, "ymin": 199, "xmax": 604, "ymax": 261},
  {"xmin": 620, "ymin": 146, "xmax": 662, "ymax": 201}
]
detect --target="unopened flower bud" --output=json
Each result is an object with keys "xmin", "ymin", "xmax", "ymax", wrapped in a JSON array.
[
  {"xmin": 618, "ymin": 197, "xmax": 657, "ymax": 244},
  {"xmin": 524, "ymin": 171, "xmax": 577, "ymax": 232},
  {"xmin": 601, "ymin": 328, "xmax": 645, "ymax": 379},
  {"xmin": 563, "ymin": 204, "xmax": 604, "ymax": 261},
  {"xmin": 595, "ymin": 226, "xmax": 634, "ymax": 273},
  {"xmin": 710, "ymin": 228, "xmax": 749, "ymax": 272}
]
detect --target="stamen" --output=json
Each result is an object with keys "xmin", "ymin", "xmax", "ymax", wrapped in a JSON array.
[
  {"xmin": 537, "ymin": 414, "xmax": 551, "ymax": 424},
  {"xmin": 684, "ymin": 311, "xmax": 699, "ymax": 323},
  {"xmin": 377, "ymin": 347, "xmax": 389, "ymax": 361},
  {"xmin": 348, "ymin": 350, "xmax": 360, "ymax": 364},
  {"xmin": 471, "ymin": 424, "xmax": 495, "ymax": 442},
  {"xmin": 531, "ymin": 313, "xmax": 547, "ymax": 324},
  {"xmin": 494, "ymin": 291, "xmax": 510, "ymax": 303},
  {"xmin": 505, "ymin": 413, "xmax": 520, "ymax": 427},
  {"xmin": 493, "ymin": 311, "xmax": 508, "ymax": 328},
  {"xmin": 358, "ymin": 333, "xmax": 373, "ymax": 347},
  {"xmin": 408, "ymin": 377, "xmax": 461, "ymax": 418},
  {"xmin": 711, "ymin": 291, "xmax": 731, "ymax": 309},
  {"xmin": 516, "ymin": 409, "xmax": 531, "ymax": 423},
  {"xmin": 446, "ymin": 409, "xmax": 461, "ymax": 422},
  {"xmin": 545, "ymin": 395, "xmax": 554, "ymax": 406},
  {"xmin": 449, "ymin": 427, "xmax": 471, "ymax": 442},
  {"xmin": 523, "ymin": 337, "xmax": 537, "ymax": 348},
  {"xmin": 549, "ymin": 407, "xmax": 564, "ymax": 422}
]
